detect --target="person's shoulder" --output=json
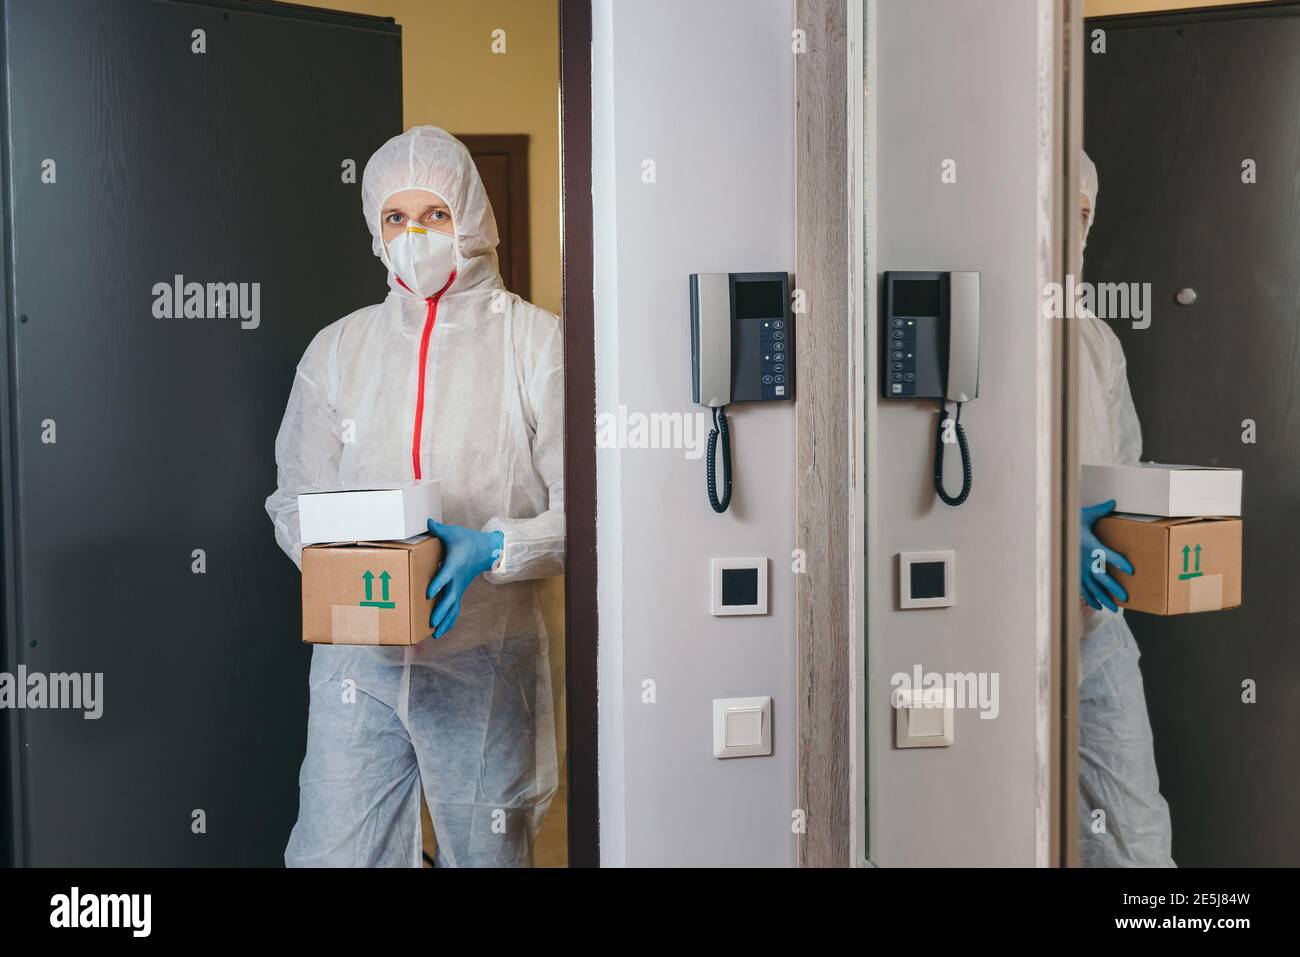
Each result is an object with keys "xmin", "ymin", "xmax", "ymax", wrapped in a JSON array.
[
  {"xmin": 334, "ymin": 299, "xmax": 388, "ymax": 333},
  {"xmin": 307, "ymin": 301, "xmax": 385, "ymax": 347},
  {"xmin": 1080, "ymin": 309, "xmax": 1124, "ymax": 349},
  {"xmin": 504, "ymin": 295, "xmax": 561, "ymax": 354},
  {"xmin": 295, "ymin": 301, "xmax": 386, "ymax": 373},
  {"xmin": 1079, "ymin": 310, "xmax": 1131, "ymax": 383},
  {"xmin": 503, "ymin": 293, "xmax": 559, "ymax": 330}
]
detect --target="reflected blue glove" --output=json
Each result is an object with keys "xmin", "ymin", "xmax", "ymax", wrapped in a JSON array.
[
  {"xmin": 1081, "ymin": 499, "xmax": 1133, "ymax": 613},
  {"xmin": 425, "ymin": 520, "xmax": 505, "ymax": 639}
]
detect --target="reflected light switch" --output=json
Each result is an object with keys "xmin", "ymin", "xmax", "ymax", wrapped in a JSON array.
[
  {"xmin": 894, "ymin": 688, "xmax": 955, "ymax": 748},
  {"xmin": 909, "ymin": 704, "xmax": 947, "ymax": 738},
  {"xmin": 713, "ymin": 696, "xmax": 773, "ymax": 758}
]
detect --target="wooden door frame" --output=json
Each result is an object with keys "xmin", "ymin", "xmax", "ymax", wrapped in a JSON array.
[
  {"xmin": 794, "ymin": 0, "xmax": 853, "ymax": 868},
  {"xmin": 558, "ymin": 0, "xmax": 599, "ymax": 868},
  {"xmin": 1058, "ymin": 0, "xmax": 1084, "ymax": 870}
]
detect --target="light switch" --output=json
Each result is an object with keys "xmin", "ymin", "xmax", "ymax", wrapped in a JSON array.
[
  {"xmin": 908, "ymin": 703, "xmax": 947, "ymax": 738},
  {"xmin": 713, "ymin": 696, "xmax": 772, "ymax": 757},
  {"xmin": 894, "ymin": 687, "xmax": 954, "ymax": 748},
  {"xmin": 725, "ymin": 708, "xmax": 764, "ymax": 748}
]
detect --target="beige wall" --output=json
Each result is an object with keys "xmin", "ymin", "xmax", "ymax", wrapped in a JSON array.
[
  {"xmin": 306, "ymin": 0, "xmax": 562, "ymax": 315},
  {"xmin": 1086, "ymin": 0, "xmax": 1267, "ymax": 15}
]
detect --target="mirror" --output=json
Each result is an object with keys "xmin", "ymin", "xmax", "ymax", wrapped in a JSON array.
[{"xmin": 1077, "ymin": 0, "xmax": 1295, "ymax": 867}]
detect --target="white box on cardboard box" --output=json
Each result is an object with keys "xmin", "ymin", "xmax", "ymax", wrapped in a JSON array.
[
  {"xmin": 1080, "ymin": 463, "xmax": 1241, "ymax": 517},
  {"xmin": 298, "ymin": 482, "xmax": 442, "ymax": 545}
]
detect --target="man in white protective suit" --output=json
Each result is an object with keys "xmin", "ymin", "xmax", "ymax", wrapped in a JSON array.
[{"xmin": 266, "ymin": 127, "xmax": 563, "ymax": 867}]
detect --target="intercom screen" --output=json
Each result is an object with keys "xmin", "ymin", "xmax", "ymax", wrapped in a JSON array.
[
  {"xmin": 734, "ymin": 280, "xmax": 784, "ymax": 320},
  {"xmin": 893, "ymin": 279, "xmax": 941, "ymax": 317}
]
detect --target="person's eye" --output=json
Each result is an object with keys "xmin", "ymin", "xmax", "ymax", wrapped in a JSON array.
[
  {"xmin": 430, "ymin": 210, "xmax": 449, "ymax": 222},
  {"xmin": 386, "ymin": 212, "xmax": 405, "ymax": 225}
]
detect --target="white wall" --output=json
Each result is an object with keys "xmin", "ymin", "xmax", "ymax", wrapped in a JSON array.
[
  {"xmin": 867, "ymin": 0, "xmax": 1050, "ymax": 866},
  {"xmin": 593, "ymin": 0, "xmax": 797, "ymax": 866}
]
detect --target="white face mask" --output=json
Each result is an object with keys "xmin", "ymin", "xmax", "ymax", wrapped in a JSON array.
[{"xmin": 383, "ymin": 221, "xmax": 458, "ymax": 298}]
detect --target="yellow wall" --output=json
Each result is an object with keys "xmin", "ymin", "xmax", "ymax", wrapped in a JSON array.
[
  {"xmin": 303, "ymin": 0, "xmax": 562, "ymax": 315},
  {"xmin": 1086, "ymin": 0, "xmax": 1271, "ymax": 15}
]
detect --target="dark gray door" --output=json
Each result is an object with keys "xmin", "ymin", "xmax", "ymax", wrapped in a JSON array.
[
  {"xmin": 1085, "ymin": 5, "xmax": 1300, "ymax": 866},
  {"xmin": 0, "ymin": 0, "xmax": 401, "ymax": 865}
]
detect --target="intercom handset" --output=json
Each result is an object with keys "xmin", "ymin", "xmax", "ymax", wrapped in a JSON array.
[
  {"xmin": 690, "ymin": 272, "xmax": 793, "ymax": 513},
  {"xmin": 881, "ymin": 271, "xmax": 981, "ymax": 506}
]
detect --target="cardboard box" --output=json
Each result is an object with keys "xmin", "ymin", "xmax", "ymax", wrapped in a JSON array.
[
  {"xmin": 298, "ymin": 482, "xmax": 441, "ymax": 546},
  {"xmin": 1094, "ymin": 515, "xmax": 1241, "ymax": 616},
  {"xmin": 1081, "ymin": 463, "xmax": 1241, "ymax": 517},
  {"xmin": 301, "ymin": 534, "xmax": 444, "ymax": 645}
]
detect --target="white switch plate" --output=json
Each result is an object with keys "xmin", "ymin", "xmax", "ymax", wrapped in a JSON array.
[
  {"xmin": 893, "ymin": 687, "xmax": 955, "ymax": 748},
  {"xmin": 713, "ymin": 696, "xmax": 773, "ymax": 758}
]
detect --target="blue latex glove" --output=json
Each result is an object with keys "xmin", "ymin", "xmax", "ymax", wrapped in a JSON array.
[
  {"xmin": 425, "ymin": 520, "xmax": 505, "ymax": 639},
  {"xmin": 1081, "ymin": 500, "xmax": 1133, "ymax": 613}
]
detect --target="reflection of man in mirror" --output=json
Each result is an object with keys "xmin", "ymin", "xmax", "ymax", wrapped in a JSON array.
[
  {"xmin": 265, "ymin": 127, "xmax": 563, "ymax": 867},
  {"xmin": 1076, "ymin": 150, "xmax": 1175, "ymax": 867}
]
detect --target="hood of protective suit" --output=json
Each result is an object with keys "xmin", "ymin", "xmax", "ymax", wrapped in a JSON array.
[
  {"xmin": 1080, "ymin": 149, "xmax": 1099, "ymax": 257},
  {"xmin": 1077, "ymin": 146, "xmax": 1138, "ymax": 465},
  {"xmin": 362, "ymin": 126, "xmax": 503, "ymax": 299}
]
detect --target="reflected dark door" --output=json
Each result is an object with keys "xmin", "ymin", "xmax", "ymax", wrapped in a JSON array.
[{"xmin": 1085, "ymin": 5, "xmax": 1300, "ymax": 866}]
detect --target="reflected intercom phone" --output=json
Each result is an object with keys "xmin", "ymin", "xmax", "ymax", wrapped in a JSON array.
[
  {"xmin": 689, "ymin": 271, "xmax": 792, "ymax": 513},
  {"xmin": 881, "ymin": 270, "xmax": 980, "ymax": 506}
]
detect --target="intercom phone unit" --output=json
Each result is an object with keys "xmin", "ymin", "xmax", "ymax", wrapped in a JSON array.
[
  {"xmin": 881, "ymin": 270, "xmax": 981, "ymax": 506},
  {"xmin": 689, "ymin": 271, "xmax": 792, "ymax": 513}
]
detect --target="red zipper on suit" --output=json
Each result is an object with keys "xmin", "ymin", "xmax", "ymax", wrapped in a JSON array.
[{"xmin": 399, "ymin": 271, "xmax": 457, "ymax": 480}]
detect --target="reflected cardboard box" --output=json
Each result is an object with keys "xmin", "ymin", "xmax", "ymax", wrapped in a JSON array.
[
  {"xmin": 1081, "ymin": 463, "xmax": 1241, "ymax": 517},
  {"xmin": 1095, "ymin": 515, "xmax": 1242, "ymax": 616}
]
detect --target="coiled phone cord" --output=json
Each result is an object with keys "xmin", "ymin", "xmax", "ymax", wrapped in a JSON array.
[
  {"xmin": 934, "ymin": 400, "xmax": 973, "ymax": 506},
  {"xmin": 706, "ymin": 405, "xmax": 733, "ymax": 513}
]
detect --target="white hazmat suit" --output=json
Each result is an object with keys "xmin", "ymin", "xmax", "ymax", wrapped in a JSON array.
[
  {"xmin": 1077, "ymin": 150, "xmax": 1174, "ymax": 867},
  {"xmin": 266, "ymin": 127, "xmax": 562, "ymax": 867}
]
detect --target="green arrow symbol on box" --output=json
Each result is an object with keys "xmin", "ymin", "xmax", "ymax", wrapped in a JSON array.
[
  {"xmin": 1179, "ymin": 544, "xmax": 1204, "ymax": 581},
  {"xmin": 359, "ymin": 569, "xmax": 396, "ymax": 609},
  {"xmin": 379, "ymin": 571, "xmax": 391, "ymax": 601}
]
